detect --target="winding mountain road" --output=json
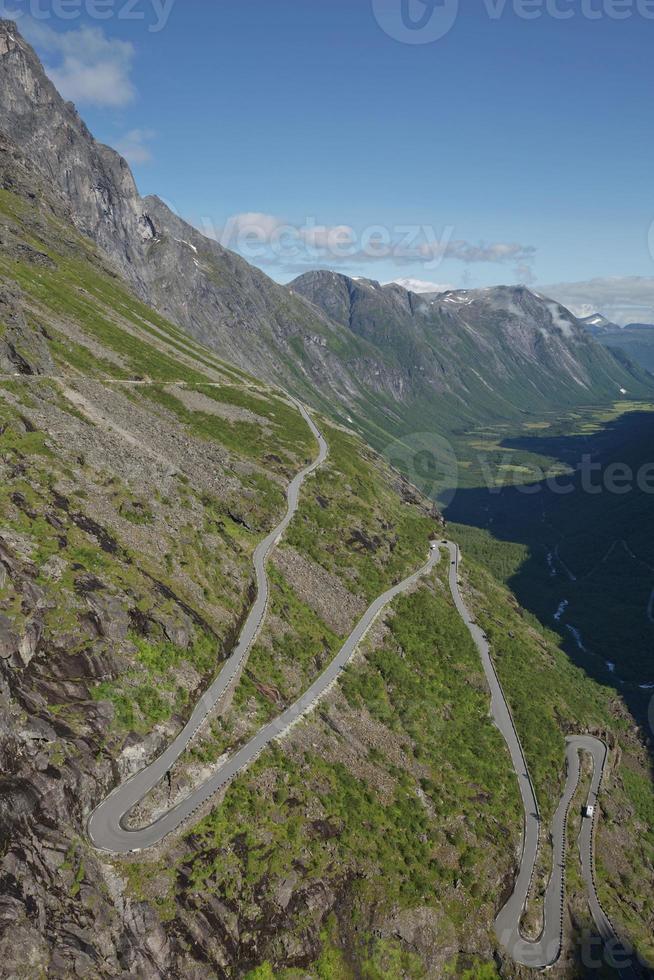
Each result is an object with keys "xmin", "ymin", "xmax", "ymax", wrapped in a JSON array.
[
  {"xmin": 88, "ymin": 400, "xmax": 328, "ymax": 852},
  {"xmin": 88, "ymin": 407, "xmax": 442, "ymax": 854},
  {"xmin": 86, "ymin": 409, "xmax": 632, "ymax": 973},
  {"xmin": 445, "ymin": 542, "xmax": 638, "ymax": 976}
]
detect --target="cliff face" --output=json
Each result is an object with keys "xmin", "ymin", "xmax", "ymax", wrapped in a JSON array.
[{"xmin": 0, "ymin": 23, "xmax": 154, "ymax": 281}]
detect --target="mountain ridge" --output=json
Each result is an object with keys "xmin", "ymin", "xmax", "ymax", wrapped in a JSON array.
[
  {"xmin": 0, "ymin": 19, "xmax": 398, "ymax": 405},
  {"xmin": 291, "ymin": 270, "xmax": 651, "ymax": 421},
  {"xmin": 581, "ymin": 312, "xmax": 654, "ymax": 374}
]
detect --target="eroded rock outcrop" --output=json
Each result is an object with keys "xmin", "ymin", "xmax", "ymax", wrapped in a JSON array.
[{"xmin": 0, "ymin": 279, "xmax": 53, "ymax": 375}]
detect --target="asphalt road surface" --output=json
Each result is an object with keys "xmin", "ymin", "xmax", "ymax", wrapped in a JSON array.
[
  {"xmin": 88, "ymin": 411, "xmax": 441, "ymax": 854},
  {"xmin": 86, "ymin": 446, "xmax": 637, "ymax": 976},
  {"xmin": 88, "ymin": 400, "xmax": 328, "ymax": 852},
  {"xmin": 445, "ymin": 542, "xmax": 639, "ymax": 977}
]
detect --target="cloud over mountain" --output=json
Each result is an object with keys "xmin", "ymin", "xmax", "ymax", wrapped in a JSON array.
[
  {"xmin": 20, "ymin": 20, "xmax": 136, "ymax": 107},
  {"xmin": 543, "ymin": 276, "xmax": 654, "ymax": 326}
]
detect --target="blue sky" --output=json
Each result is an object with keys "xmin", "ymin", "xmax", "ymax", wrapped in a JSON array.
[{"xmin": 7, "ymin": 0, "xmax": 654, "ymax": 318}]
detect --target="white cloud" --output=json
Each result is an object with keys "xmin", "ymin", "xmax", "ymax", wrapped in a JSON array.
[
  {"xmin": 389, "ymin": 277, "xmax": 454, "ymax": 294},
  {"xmin": 515, "ymin": 262, "xmax": 536, "ymax": 285},
  {"xmin": 546, "ymin": 302, "xmax": 575, "ymax": 338},
  {"xmin": 115, "ymin": 128, "xmax": 155, "ymax": 165},
  {"xmin": 299, "ymin": 223, "xmax": 356, "ymax": 251},
  {"xmin": 418, "ymin": 241, "xmax": 536, "ymax": 265},
  {"xmin": 199, "ymin": 211, "xmax": 535, "ymax": 278},
  {"xmin": 221, "ymin": 212, "xmax": 287, "ymax": 240},
  {"xmin": 542, "ymin": 276, "xmax": 654, "ymax": 326},
  {"xmin": 199, "ymin": 212, "xmax": 359, "ymax": 266},
  {"xmin": 21, "ymin": 21, "xmax": 136, "ymax": 107}
]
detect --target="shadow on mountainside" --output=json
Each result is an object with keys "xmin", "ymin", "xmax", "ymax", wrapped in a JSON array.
[
  {"xmin": 445, "ymin": 410, "xmax": 654, "ymax": 977},
  {"xmin": 445, "ymin": 410, "xmax": 654, "ymax": 717}
]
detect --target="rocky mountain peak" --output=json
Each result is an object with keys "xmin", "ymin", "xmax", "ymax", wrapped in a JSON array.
[
  {"xmin": 579, "ymin": 313, "xmax": 622, "ymax": 334},
  {"xmin": 0, "ymin": 19, "xmax": 155, "ymax": 289},
  {"xmin": 0, "ymin": 20, "xmax": 21, "ymax": 55}
]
